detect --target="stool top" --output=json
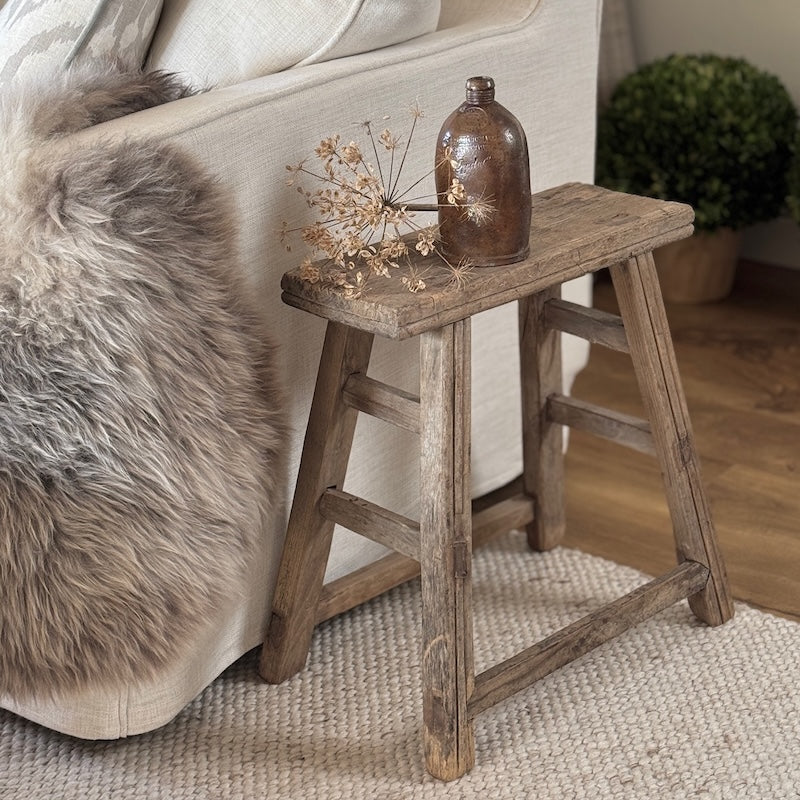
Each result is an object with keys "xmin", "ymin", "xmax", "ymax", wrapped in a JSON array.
[{"xmin": 281, "ymin": 182, "xmax": 694, "ymax": 340}]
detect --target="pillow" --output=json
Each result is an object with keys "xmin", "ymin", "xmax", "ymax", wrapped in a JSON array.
[
  {"xmin": 147, "ymin": 0, "xmax": 442, "ymax": 89},
  {"xmin": 0, "ymin": 0, "xmax": 163, "ymax": 85}
]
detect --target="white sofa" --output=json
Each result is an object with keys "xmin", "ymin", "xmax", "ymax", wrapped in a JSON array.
[{"xmin": 0, "ymin": 0, "xmax": 602, "ymax": 737}]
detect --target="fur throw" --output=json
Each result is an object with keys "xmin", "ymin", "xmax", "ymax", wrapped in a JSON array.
[{"xmin": 0, "ymin": 66, "xmax": 285, "ymax": 700}]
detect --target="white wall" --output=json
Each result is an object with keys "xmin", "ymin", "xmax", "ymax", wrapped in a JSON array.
[{"xmin": 627, "ymin": 0, "xmax": 800, "ymax": 268}]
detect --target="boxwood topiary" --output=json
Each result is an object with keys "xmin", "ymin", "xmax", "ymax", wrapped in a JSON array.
[
  {"xmin": 787, "ymin": 129, "xmax": 800, "ymax": 225},
  {"xmin": 596, "ymin": 54, "xmax": 798, "ymax": 232}
]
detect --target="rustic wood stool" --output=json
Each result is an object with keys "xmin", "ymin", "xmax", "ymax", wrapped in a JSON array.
[{"xmin": 260, "ymin": 182, "xmax": 734, "ymax": 781}]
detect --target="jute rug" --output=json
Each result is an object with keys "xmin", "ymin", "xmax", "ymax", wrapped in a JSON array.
[{"xmin": 2, "ymin": 536, "xmax": 799, "ymax": 799}]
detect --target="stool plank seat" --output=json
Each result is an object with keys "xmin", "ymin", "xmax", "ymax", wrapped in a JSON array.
[
  {"xmin": 279, "ymin": 182, "xmax": 695, "ymax": 339},
  {"xmin": 261, "ymin": 182, "xmax": 734, "ymax": 781}
]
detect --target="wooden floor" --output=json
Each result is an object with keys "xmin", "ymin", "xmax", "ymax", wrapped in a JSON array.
[{"xmin": 563, "ymin": 260, "xmax": 800, "ymax": 622}]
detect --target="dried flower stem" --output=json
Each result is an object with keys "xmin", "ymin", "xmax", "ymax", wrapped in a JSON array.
[{"xmin": 281, "ymin": 104, "xmax": 495, "ymax": 295}]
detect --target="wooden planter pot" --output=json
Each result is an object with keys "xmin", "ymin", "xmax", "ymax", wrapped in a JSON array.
[{"xmin": 654, "ymin": 228, "xmax": 741, "ymax": 303}]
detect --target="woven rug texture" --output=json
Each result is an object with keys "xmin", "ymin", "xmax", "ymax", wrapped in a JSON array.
[{"xmin": 2, "ymin": 536, "xmax": 799, "ymax": 800}]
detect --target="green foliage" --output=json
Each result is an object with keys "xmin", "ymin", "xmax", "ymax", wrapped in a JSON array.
[
  {"xmin": 596, "ymin": 54, "xmax": 798, "ymax": 231},
  {"xmin": 787, "ymin": 129, "xmax": 800, "ymax": 225}
]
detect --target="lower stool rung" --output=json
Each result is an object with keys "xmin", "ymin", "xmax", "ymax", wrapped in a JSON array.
[
  {"xmin": 315, "ymin": 490, "xmax": 536, "ymax": 623},
  {"xmin": 473, "ymin": 493, "xmax": 536, "ymax": 539},
  {"xmin": 468, "ymin": 559, "xmax": 709, "ymax": 718},
  {"xmin": 547, "ymin": 393, "xmax": 655, "ymax": 455},
  {"xmin": 319, "ymin": 488, "xmax": 420, "ymax": 560},
  {"xmin": 319, "ymin": 488, "xmax": 538, "ymax": 566},
  {"xmin": 544, "ymin": 298, "xmax": 629, "ymax": 353}
]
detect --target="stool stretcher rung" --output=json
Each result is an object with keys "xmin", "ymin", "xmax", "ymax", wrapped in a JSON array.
[
  {"xmin": 547, "ymin": 393, "xmax": 655, "ymax": 455},
  {"xmin": 315, "ymin": 491, "xmax": 536, "ymax": 624},
  {"xmin": 544, "ymin": 298, "xmax": 629, "ymax": 353},
  {"xmin": 468, "ymin": 560, "xmax": 710, "ymax": 719},
  {"xmin": 474, "ymin": 493, "xmax": 536, "ymax": 539},
  {"xmin": 342, "ymin": 373, "xmax": 420, "ymax": 433},
  {"xmin": 319, "ymin": 488, "xmax": 420, "ymax": 561}
]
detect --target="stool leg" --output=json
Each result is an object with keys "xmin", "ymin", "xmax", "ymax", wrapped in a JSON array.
[
  {"xmin": 419, "ymin": 319, "xmax": 475, "ymax": 781},
  {"xmin": 519, "ymin": 288, "xmax": 565, "ymax": 551},
  {"xmin": 259, "ymin": 322, "xmax": 374, "ymax": 683},
  {"xmin": 610, "ymin": 253, "xmax": 734, "ymax": 626}
]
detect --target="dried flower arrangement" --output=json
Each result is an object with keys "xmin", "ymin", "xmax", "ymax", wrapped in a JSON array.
[{"xmin": 280, "ymin": 103, "xmax": 493, "ymax": 296}]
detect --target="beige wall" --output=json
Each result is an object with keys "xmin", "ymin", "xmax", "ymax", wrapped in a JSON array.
[{"xmin": 627, "ymin": 0, "xmax": 800, "ymax": 268}]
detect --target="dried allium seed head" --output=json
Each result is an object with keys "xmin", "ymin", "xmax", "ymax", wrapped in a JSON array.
[
  {"xmin": 282, "ymin": 104, "xmax": 494, "ymax": 296},
  {"xmin": 341, "ymin": 142, "xmax": 363, "ymax": 164},
  {"xmin": 314, "ymin": 134, "xmax": 340, "ymax": 160}
]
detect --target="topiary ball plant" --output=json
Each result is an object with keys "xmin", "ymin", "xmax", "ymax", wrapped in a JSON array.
[
  {"xmin": 596, "ymin": 54, "xmax": 798, "ymax": 232},
  {"xmin": 787, "ymin": 129, "xmax": 800, "ymax": 225}
]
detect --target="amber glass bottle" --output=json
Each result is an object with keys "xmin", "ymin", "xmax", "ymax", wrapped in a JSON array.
[{"xmin": 435, "ymin": 76, "xmax": 531, "ymax": 266}]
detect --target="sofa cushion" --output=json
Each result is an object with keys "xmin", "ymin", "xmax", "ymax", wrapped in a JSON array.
[
  {"xmin": 146, "ymin": 0, "xmax": 442, "ymax": 89},
  {"xmin": 0, "ymin": 0, "xmax": 162, "ymax": 85}
]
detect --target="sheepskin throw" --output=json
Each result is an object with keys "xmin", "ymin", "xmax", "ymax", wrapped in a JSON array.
[{"xmin": 0, "ymin": 66, "xmax": 285, "ymax": 699}]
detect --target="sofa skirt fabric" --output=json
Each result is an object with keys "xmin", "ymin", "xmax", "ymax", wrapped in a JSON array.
[{"xmin": 1, "ymin": 0, "xmax": 602, "ymax": 737}]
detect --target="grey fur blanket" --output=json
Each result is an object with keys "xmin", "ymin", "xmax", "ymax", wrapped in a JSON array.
[{"xmin": 0, "ymin": 66, "xmax": 284, "ymax": 700}]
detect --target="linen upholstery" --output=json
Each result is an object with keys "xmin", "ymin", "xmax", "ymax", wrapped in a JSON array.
[
  {"xmin": 147, "ymin": 0, "xmax": 442, "ymax": 89},
  {"xmin": 0, "ymin": 0, "xmax": 162, "ymax": 84},
  {"xmin": 437, "ymin": 0, "xmax": 541, "ymax": 30},
  {"xmin": 598, "ymin": 0, "xmax": 637, "ymax": 107},
  {"xmin": 0, "ymin": 0, "xmax": 602, "ymax": 738}
]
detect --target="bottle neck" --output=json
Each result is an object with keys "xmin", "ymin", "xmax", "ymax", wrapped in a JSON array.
[{"xmin": 465, "ymin": 76, "xmax": 495, "ymax": 105}]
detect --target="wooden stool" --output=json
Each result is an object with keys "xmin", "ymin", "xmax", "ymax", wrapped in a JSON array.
[{"xmin": 260, "ymin": 183, "xmax": 734, "ymax": 781}]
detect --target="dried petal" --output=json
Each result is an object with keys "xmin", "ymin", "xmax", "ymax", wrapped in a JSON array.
[
  {"xmin": 341, "ymin": 141, "xmax": 363, "ymax": 164},
  {"xmin": 315, "ymin": 134, "xmax": 340, "ymax": 160},
  {"xmin": 379, "ymin": 128, "xmax": 399, "ymax": 150},
  {"xmin": 447, "ymin": 178, "xmax": 466, "ymax": 205}
]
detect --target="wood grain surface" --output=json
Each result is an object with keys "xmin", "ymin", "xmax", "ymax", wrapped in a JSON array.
[
  {"xmin": 564, "ymin": 261, "xmax": 800, "ymax": 622},
  {"xmin": 419, "ymin": 320, "xmax": 475, "ymax": 780},
  {"xmin": 259, "ymin": 323, "xmax": 374, "ymax": 683},
  {"xmin": 281, "ymin": 183, "xmax": 694, "ymax": 339},
  {"xmin": 610, "ymin": 254, "xmax": 733, "ymax": 626},
  {"xmin": 468, "ymin": 560, "xmax": 710, "ymax": 718}
]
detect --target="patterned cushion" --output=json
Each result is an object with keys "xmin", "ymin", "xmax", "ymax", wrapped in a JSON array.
[
  {"xmin": 0, "ymin": 0, "xmax": 163, "ymax": 85},
  {"xmin": 147, "ymin": 0, "xmax": 442, "ymax": 89}
]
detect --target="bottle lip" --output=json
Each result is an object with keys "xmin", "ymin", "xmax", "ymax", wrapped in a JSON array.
[{"xmin": 465, "ymin": 75, "xmax": 495, "ymax": 104}]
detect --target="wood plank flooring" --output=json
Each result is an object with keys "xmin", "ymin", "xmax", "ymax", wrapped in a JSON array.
[{"xmin": 563, "ymin": 261, "xmax": 800, "ymax": 622}]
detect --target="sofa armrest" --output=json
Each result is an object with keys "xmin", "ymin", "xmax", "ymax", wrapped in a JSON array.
[
  {"xmin": 61, "ymin": 0, "xmax": 601, "ymax": 461},
  {"xmin": 437, "ymin": 0, "xmax": 542, "ymax": 30},
  {"xmin": 65, "ymin": 0, "xmax": 599, "ymax": 193},
  {"xmin": 64, "ymin": 0, "xmax": 601, "ymax": 563}
]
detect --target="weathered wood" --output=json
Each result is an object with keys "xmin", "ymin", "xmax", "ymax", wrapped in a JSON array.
[
  {"xmin": 565, "ymin": 262, "xmax": 800, "ymax": 623},
  {"xmin": 342, "ymin": 373, "xmax": 420, "ymax": 433},
  {"xmin": 269, "ymin": 183, "xmax": 734, "ymax": 782},
  {"xmin": 470, "ymin": 493, "xmax": 536, "ymax": 540},
  {"xmin": 545, "ymin": 297, "xmax": 629, "ymax": 352},
  {"xmin": 547, "ymin": 393, "xmax": 655, "ymax": 455},
  {"xmin": 468, "ymin": 560, "xmax": 710, "ymax": 718},
  {"xmin": 315, "ymin": 492, "xmax": 535, "ymax": 624},
  {"xmin": 259, "ymin": 322, "xmax": 374, "ymax": 683},
  {"xmin": 519, "ymin": 287, "xmax": 565, "ymax": 551},
  {"xmin": 316, "ymin": 550, "xmax": 421, "ymax": 626},
  {"xmin": 281, "ymin": 183, "xmax": 695, "ymax": 340},
  {"xmin": 319, "ymin": 488, "xmax": 420, "ymax": 561},
  {"xmin": 419, "ymin": 320, "xmax": 475, "ymax": 780},
  {"xmin": 609, "ymin": 254, "xmax": 734, "ymax": 626}
]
